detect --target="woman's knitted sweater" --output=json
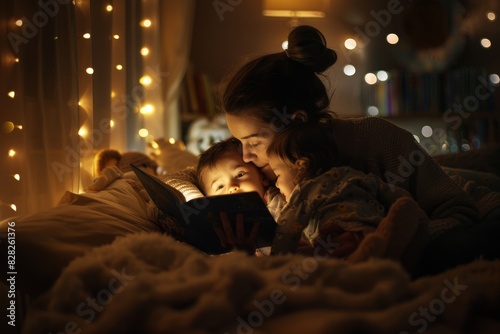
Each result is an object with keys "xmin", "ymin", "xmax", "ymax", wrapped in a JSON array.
[{"xmin": 329, "ymin": 116, "xmax": 480, "ymax": 239}]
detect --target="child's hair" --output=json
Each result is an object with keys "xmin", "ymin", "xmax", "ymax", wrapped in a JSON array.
[
  {"xmin": 196, "ymin": 137, "xmax": 243, "ymax": 193},
  {"xmin": 218, "ymin": 25, "xmax": 338, "ymax": 128},
  {"xmin": 266, "ymin": 117, "xmax": 337, "ymax": 184}
]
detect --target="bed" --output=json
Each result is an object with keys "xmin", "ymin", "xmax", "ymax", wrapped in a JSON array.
[{"xmin": 1, "ymin": 143, "xmax": 500, "ymax": 334}]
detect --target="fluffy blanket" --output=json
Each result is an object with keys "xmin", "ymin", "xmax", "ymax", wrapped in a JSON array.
[{"xmin": 23, "ymin": 233, "xmax": 500, "ymax": 334}]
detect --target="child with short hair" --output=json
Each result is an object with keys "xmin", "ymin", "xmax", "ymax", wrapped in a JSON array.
[
  {"xmin": 196, "ymin": 137, "xmax": 286, "ymax": 254},
  {"xmin": 197, "ymin": 137, "xmax": 267, "ymax": 196},
  {"xmin": 267, "ymin": 117, "xmax": 429, "ymax": 269}
]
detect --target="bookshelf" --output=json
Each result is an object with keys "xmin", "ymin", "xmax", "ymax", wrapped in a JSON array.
[
  {"xmin": 179, "ymin": 63, "xmax": 217, "ymax": 122},
  {"xmin": 364, "ymin": 67, "xmax": 499, "ymax": 155}
]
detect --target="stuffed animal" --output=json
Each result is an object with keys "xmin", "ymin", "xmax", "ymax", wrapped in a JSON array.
[
  {"xmin": 93, "ymin": 149, "xmax": 159, "ymax": 177},
  {"xmin": 185, "ymin": 115, "xmax": 231, "ymax": 155}
]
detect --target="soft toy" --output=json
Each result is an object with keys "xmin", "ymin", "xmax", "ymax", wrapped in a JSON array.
[
  {"xmin": 93, "ymin": 149, "xmax": 159, "ymax": 177},
  {"xmin": 185, "ymin": 115, "xmax": 231, "ymax": 155}
]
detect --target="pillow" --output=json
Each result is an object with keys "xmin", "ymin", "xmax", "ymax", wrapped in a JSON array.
[{"xmin": 0, "ymin": 176, "xmax": 161, "ymax": 302}]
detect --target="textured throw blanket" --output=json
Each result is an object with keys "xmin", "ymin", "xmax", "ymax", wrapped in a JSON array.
[{"xmin": 23, "ymin": 233, "xmax": 500, "ymax": 334}]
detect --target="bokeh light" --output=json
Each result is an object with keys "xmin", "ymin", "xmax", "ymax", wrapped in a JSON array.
[
  {"xmin": 344, "ymin": 38, "xmax": 357, "ymax": 50},
  {"xmin": 481, "ymin": 38, "xmax": 491, "ymax": 48},
  {"xmin": 367, "ymin": 106, "xmax": 379, "ymax": 116},
  {"xmin": 343, "ymin": 65, "xmax": 356, "ymax": 76},
  {"xmin": 2, "ymin": 122, "xmax": 15, "ymax": 133},
  {"xmin": 421, "ymin": 125, "xmax": 433, "ymax": 138},
  {"xmin": 364, "ymin": 73, "xmax": 377, "ymax": 85},
  {"xmin": 386, "ymin": 33, "xmax": 399, "ymax": 44}
]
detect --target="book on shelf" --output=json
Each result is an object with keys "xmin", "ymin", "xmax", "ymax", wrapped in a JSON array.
[
  {"xmin": 365, "ymin": 67, "xmax": 499, "ymax": 116},
  {"xmin": 131, "ymin": 164, "xmax": 277, "ymax": 255},
  {"xmin": 180, "ymin": 64, "xmax": 217, "ymax": 118}
]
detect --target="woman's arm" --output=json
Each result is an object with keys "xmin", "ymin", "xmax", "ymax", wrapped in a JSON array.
[{"xmin": 362, "ymin": 118, "xmax": 480, "ymax": 238}]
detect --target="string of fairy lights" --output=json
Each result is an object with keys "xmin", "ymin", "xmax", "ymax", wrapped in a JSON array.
[
  {"xmin": 77, "ymin": 1, "xmax": 163, "ymax": 152},
  {"xmin": 2, "ymin": 60, "xmax": 22, "ymax": 213},
  {"xmin": 1, "ymin": 0, "xmax": 164, "ymax": 216},
  {"xmin": 1, "ymin": 117, "xmax": 21, "ymax": 213}
]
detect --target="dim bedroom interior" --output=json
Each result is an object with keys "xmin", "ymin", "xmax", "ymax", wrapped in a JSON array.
[{"xmin": 1, "ymin": 0, "xmax": 500, "ymax": 333}]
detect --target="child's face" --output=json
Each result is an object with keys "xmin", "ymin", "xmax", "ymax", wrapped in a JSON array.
[
  {"xmin": 201, "ymin": 151, "xmax": 266, "ymax": 199},
  {"xmin": 268, "ymin": 155, "xmax": 296, "ymax": 203}
]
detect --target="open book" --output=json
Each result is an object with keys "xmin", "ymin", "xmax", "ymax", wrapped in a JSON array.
[{"xmin": 131, "ymin": 164, "xmax": 277, "ymax": 255}]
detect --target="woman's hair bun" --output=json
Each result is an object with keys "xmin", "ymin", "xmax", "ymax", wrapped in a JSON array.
[{"xmin": 286, "ymin": 25, "xmax": 337, "ymax": 73}]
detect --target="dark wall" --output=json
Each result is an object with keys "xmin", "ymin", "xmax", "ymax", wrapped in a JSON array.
[{"xmin": 188, "ymin": 0, "xmax": 500, "ymax": 118}]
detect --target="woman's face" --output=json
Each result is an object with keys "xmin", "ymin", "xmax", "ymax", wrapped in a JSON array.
[{"xmin": 226, "ymin": 113, "xmax": 276, "ymax": 180}]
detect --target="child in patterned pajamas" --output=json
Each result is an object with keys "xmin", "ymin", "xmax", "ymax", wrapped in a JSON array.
[{"xmin": 267, "ymin": 116, "xmax": 429, "ymax": 268}]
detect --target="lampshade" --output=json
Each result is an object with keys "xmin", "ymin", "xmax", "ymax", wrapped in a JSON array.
[{"xmin": 262, "ymin": 0, "xmax": 329, "ymax": 18}]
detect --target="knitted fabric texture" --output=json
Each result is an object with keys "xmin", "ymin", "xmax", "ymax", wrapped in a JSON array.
[{"xmin": 329, "ymin": 117, "xmax": 480, "ymax": 239}]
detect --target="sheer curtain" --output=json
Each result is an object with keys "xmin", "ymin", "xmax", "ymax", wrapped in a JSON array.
[{"xmin": 0, "ymin": 0, "xmax": 195, "ymax": 220}]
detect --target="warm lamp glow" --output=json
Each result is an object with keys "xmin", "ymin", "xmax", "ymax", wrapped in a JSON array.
[
  {"xmin": 0, "ymin": 200, "xmax": 16, "ymax": 211},
  {"xmin": 8, "ymin": 91, "xmax": 15, "ymax": 98},
  {"xmin": 106, "ymin": 4, "xmax": 113, "ymax": 12},
  {"xmin": 168, "ymin": 138, "xmax": 176, "ymax": 144},
  {"xmin": 138, "ymin": 128, "xmax": 149, "ymax": 137},
  {"xmin": 140, "ymin": 75, "xmax": 152, "ymax": 86},
  {"xmin": 116, "ymin": 64, "xmax": 123, "ymax": 70},
  {"xmin": 262, "ymin": 0, "xmax": 329, "ymax": 18},
  {"xmin": 140, "ymin": 47, "xmax": 149, "ymax": 56},
  {"xmin": 13, "ymin": 174, "xmax": 20, "ymax": 181},
  {"xmin": 140, "ymin": 104, "xmax": 154, "ymax": 114},
  {"xmin": 487, "ymin": 12, "xmax": 496, "ymax": 21},
  {"xmin": 113, "ymin": 34, "xmax": 120, "ymax": 39},
  {"xmin": 8, "ymin": 149, "xmax": 16, "ymax": 157},
  {"xmin": 364, "ymin": 73, "xmax": 377, "ymax": 85},
  {"xmin": 83, "ymin": 33, "xmax": 91, "ymax": 39},
  {"xmin": 141, "ymin": 19, "xmax": 152, "ymax": 27},
  {"xmin": 86, "ymin": 67, "xmax": 94, "ymax": 74},
  {"xmin": 15, "ymin": 19, "xmax": 23, "ymax": 26},
  {"xmin": 110, "ymin": 119, "xmax": 115, "ymax": 128},
  {"xmin": 2, "ymin": 122, "xmax": 15, "ymax": 133},
  {"xmin": 386, "ymin": 33, "xmax": 399, "ymax": 44},
  {"xmin": 344, "ymin": 38, "xmax": 357, "ymax": 50},
  {"xmin": 481, "ymin": 38, "xmax": 492, "ymax": 48},
  {"xmin": 78, "ymin": 127, "xmax": 88, "ymax": 137}
]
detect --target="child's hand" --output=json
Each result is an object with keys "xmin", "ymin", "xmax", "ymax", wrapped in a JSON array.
[{"xmin": 212, "ymin": 212, "xmax": 260, "ymax": 255}]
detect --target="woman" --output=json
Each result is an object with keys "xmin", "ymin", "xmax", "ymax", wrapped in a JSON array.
[{"xmin": 217, "ymin": 25, "xmax": 499, "ymax": 275}]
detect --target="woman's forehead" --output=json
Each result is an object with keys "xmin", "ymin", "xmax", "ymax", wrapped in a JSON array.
[{"xmin": 226, "ymin": 114, "xmax": 273, "ymax": 139}]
